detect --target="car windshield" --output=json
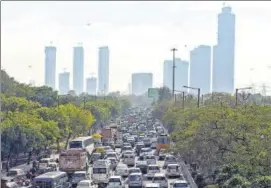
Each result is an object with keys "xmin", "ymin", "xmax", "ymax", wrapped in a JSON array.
[
  {"xmin": 174, "ymin": 183, "xmax": 189, "ymax": 188},
  {"xmin": 129, "ymin": 175, "xmax": 141, "ymax": 181},
  {"xmin": 69, "ymin": 141, "xmax": 82, "ymax": 148},
  {"xmin": 149, "ymin": 166, "xmax": 159, "ymax": 170},
  {"xmin": 93, "ymin": 168, "xmax": 106, "ymax": 174},
  {"xmin": 7, "ymin": 170, "xmax": 18, "ymax": 176},
  {"xmin": 153, "ymin": 177, "xmax": 166, "ymax": 181},
  {"xmin": 168, "ymin": 165, "xmax": 179, "ymax": 169},
  {"xmin": 109, "ymin": 178, "xmax": 121, "ymax": 183},
  {"xmin": 73, "ymin": 173, "xmax": 86, "ymax": 177}
]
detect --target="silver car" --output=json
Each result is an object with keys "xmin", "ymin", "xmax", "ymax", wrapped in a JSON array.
[
  {"xmin": 165, "ymin": 164, "xmax": 181, "ymax": 178},
  {"xmin": 128, "ymin": 173, "xmax": 143, "ymax": 188}
]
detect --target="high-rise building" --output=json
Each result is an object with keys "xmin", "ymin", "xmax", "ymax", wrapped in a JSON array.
[
  {"xmin": 59, "ymin": 72, "xmax": 70, "ymax": 95},
  {"xmin": 131, "ymin": 73, "xmax": 153, "ymax": 95},
  {"xmin": 190, "ymin": 45, "xmax": 211, "ymax": 95},
  {"xmin": 86, "ymin": 77, "xmax": 97, "ymax": 95},
  {"xmin": 98, "ymin": 46, "xmax": 109, "ymax": 95},
  {"xmin": 212, "ymin": 6, "xmax": 235, "ymax": 93},
  {"xmin": 73, "ymin": 46, "xmax": 84, "ymax": 95},
  {"xmin": 44, "ymin": 46, "xmax": 56, "ymax": 89},
  {"xmin": 163, "ymin": 58, "xmax": 189, "ymax": 91}
]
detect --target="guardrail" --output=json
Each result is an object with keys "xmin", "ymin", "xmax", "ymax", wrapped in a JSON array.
[{"xmin": 178, "ymin": 159, "xmax": 198, "ymax": 188}]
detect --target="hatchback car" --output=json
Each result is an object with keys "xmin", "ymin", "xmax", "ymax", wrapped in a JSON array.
[
  {"xmin": 128, "ymin": 173, "xmax": 143, "ymax": 188},
  {"xmin": 152, "ymin": 173, "xmax": 168, "ymax": 188},
  {"xmin": 170, "ymin": 180, "xmax": 190, "ymax": 188},
  {"xmin": 166, "ymin": 164, "xmax": 181, "ymax": 178},
  {"xmin": 163, "ymin": 155, "xmax": 178, "ymax": 169},
  {"xmin": 115, "ymin": 164, "xmax": 129, "ymax": 177}
]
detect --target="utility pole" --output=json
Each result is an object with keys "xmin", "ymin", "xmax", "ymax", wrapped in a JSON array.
[
  {"xmin": 197, "ymin": 88, "xmax": 200, "ymax": 108},
  {"xmin": 182, "ymin": 91, "xmax": 185, "ymax": 109},
  {"xmin": 171, "ymin": 48, "xmax": 177, "ymax": 98}
]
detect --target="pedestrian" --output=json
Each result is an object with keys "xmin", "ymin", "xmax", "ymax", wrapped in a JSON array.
[{"xmin": 26, "ymin": 171, "xmax": 31, "ymax": 179}]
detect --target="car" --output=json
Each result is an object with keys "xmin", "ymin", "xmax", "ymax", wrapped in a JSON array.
[
  {"xmin": 165, "ymin": 164, "xmax": 181, "ymax": 178},
  {"xmin": 121, "ymin": 151, "xmax": 134, "ymax": 158},
  {"xmin": 146, "ymin": 165, "xmax": 160, "ymax": 179},
  {"xmin": 140, "ymin": 148, "xmax": 152, "ymax": 157},
  {"xmin": 145, "ymin": 155, "xmax": 156, "ymax": 165},
  {"xmin": 76, "ymin": 180, "xmax": 92, "ymax": 188},
  {"xmin": 106, "ymin": 176, "xmax": 125, "ymax": 188},
  {"xmin": 123, "ymin": 154, "xmax": 136, "ymax": 167},
  {"xmin": 144, "ymin": 183, "xmax": 160, "ymax": 188},
  {"xmin": 115, "ymin": 164, "xmax": 129, "ymax": 177},
  {"xmin": 127, "ymin": 173, "xmax": 143, "ymax": 188},
  {"xmin": 152, "ymin": 173, "xmax": 168, "ymax": 188},
  {"xmin": 135, "ymin": 161, "xmax": 148, "ymax": 174},
  {"xmin": 105, "ymin": 152, "xmax": 119, "ymax": 161},
  {"xmin": 170, "ymin": 180, "xmax": 190, "ymax": 188},
  {"xmin": 158, "ymin": 149, "xmax": 167, "ymax": 160},
  {"xmin": 115, "ymin": 140, "xmax": 123, "ymax": 148},
  {"xmin": 71, "ymin": 171, "xmax": 89, "ymax": 187},
  {"xmin": 163, "ymin": 155, "xmax": 178, "ymax": 169},
  {"xmin": 128, "ymin": 168, "xmax": 142, "ymax": 175}
]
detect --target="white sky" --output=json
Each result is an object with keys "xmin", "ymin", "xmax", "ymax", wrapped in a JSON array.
[{"xmin": 2, "ymin": 1, "xmax": 271, "ymax": 93}]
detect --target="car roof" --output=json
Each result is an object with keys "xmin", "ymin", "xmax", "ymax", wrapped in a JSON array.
[
  {"xmin": 174, "ymin": 180, "xmax": 188, "ymax": 183},
  {"xmin": 153, "ymin": 173, "xmax": 165, "ymax": 177},
  {"xmin": 110, "ymin": 176, "xmax": 122, "ymax": 179},
  {"xmin": 145, "ymin": 183, "xmax": 160, "ymax": 187},
  {"xmin": 129, "ymin": 173, "xmax": 142, "ymax": 176},
  {"xmin": 168, "ymin": 164, "xmax": 179, "ymax": 166}
]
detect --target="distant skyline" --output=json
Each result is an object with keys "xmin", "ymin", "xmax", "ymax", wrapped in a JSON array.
[{"xmin": 2, "ymin": 1, "xmax": 271, "ymax": 93}]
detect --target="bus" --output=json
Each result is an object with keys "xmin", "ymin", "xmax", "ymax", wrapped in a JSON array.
[
  {"xmin": 68, "ymin": 136, "xmax": 94, "ymax": 156},
  {"xmin": 33, "ymin": 171, "xmax": 70, "ymax": 188},
  {"xmin": 156, "ymin": 134, "xmax": 170, "ymax": 152}
]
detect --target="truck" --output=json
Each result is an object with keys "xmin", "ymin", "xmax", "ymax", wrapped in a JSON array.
[
  {"xmin": 59, "ymin": 149, "xmax": 88, "ymax": 173},
  {"xmin": 101, "ymin": 128, "xmax": 116, "ymax": 143}
]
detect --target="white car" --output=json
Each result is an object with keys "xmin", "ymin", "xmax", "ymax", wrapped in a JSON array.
[
  {"xmin": 163, "ymin": 155, "xmax": 178, "ymax": 169},
  {"xmin": 128, "ymin": 168, "xmax": 142, "ymax": 175},
  {"xmin": 106, "ymin": 152, "xmax": 119, "ymax": 160},
  {"xmin": 115, "ymin": 140, "xmax": 123, "ymax": 148},
  {"xmin": 170, "ymin": 180, "xmax": 190, "ymax": 188},
  {"xmin": 166, "ymin": 164, "xmax": 181, "ymax": 178},
  {"xmin": 145, "ymin": 155, "xmax": 156, "ymax": 165},
  {"xmin": 152, "ymin": 173, "xmax": 168, "ymax": 188},
  {"xmin": 146, "ymin": 165, "xmax": 160, "ymax": 179},
  {"xmin": 115, "ymin": 164, "xmax": 129, "ymax": 177},
  {"xmin": 106, "ymin": 176, "xmax": 125, "ymax": 188},
  {"xmin": 76, "ymin": 180, "xmax": 92, "ymax": 188},
  {"xmin": 128, "ymin": 173, "xmax": 143, "ymax": 188},
  {"xmin": 144, "ymin": 183, "xmax": 160, "ymax": 188}
]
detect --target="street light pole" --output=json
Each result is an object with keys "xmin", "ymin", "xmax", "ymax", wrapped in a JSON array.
[
  {"xmin": 171, "ymin": 48, "xmax": 177, "ymax": 98},
  {"xmin": 183, "ymin": 85, "xmax": 201, "ymax": 108},
  {"xmin": 197, "ymin": 88, "xmax": 201, "ymax": 108}
]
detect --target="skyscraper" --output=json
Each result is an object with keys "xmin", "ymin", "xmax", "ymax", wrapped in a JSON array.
[
  {"xmin": 98, "ymin": 46, "xmax": 109, "ymax": 95},
  {"xmin": 212, "ymin": 6, "xmax": 235, "ymax": 93},
  {"xmin": 131, "ymin": 73, "xmax": 153, "ymax": 95},
  {"xmin": 59, "ymin": 72, "xmax": 70, "ymax": 95},
  {"xmin": 163, "ymin": 59, "xmax": 189, "ymax": 91},
  {"xmin": 190, "ymin": 45, "xmax": 211, "ymax": 94},
  {"xmin": 86, "ymin": 77, "xmax": 97, "ymax": 95},
  {"xmin": 73, "ymin": 46, "xmax": 84, "ymax": 95},
  {"xmin": 44, "ymin": 46, "xmax": 56, "ymax": 89}
]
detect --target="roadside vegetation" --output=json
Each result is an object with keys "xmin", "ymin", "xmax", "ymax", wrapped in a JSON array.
[
  {"xmin": 0, "ymin": 70, "xmax": 131, "ymax": 165},
  {"xmin": 153, "ymin": 87, "xmax": 271, "ymax": 188}
]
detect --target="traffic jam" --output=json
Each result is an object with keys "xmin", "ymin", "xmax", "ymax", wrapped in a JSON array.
[{"xmin": 1, "ymin": 108, "xmax": 190, "ymax": 188}]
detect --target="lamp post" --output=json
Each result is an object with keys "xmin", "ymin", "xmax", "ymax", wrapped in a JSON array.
[
  {"xmin": 235, "ymin": 87, "xmax": 252, "ymax": 106},
  {"xmin": 171, "ymin": 48, "xmax": 177, "ymax": 98},
  {"xmin": 183, "ymin": 86, "xmax": 201, "ymax": 108}
]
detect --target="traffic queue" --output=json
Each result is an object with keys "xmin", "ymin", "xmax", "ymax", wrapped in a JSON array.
[{"xmin": 1, "ymin": 107, "xmax": 190, "ymax": 188}]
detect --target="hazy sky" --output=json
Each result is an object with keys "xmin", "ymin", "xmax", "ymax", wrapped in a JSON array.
[{"xmin": 2, "ymin": 1, "xmax": 271, "ymax": 93}]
